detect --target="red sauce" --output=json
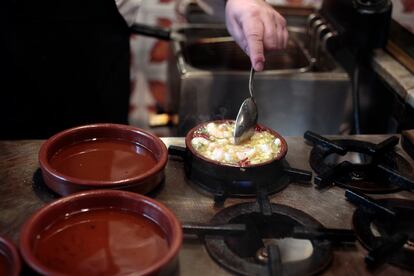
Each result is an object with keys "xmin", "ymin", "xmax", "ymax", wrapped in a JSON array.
[
  {"xmin": 50, "ymin": 139, "xmax": 157, "ymax": 182},
  {"xmin": 33, "ymin": 208, "xmax": 169, "ymax": 275},
  {"xmin": 0, "ymin": 251, "xmax": 10, "ymax": 276}
]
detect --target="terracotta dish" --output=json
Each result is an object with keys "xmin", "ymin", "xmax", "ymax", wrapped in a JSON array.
[
  {"xmin": 169, "ymin": 120, "xmax": 288, "ymax": 195},
  {"xmin": 0, "ymin": 236, "xmax": 21, "ymax": 276},
  {"xmin": 19, "ymin": 189, "xmax": 182, "ymax": 275},
  {"xmin": 39, "ymin": 124, "xmax": 168, "ymax": 196}
]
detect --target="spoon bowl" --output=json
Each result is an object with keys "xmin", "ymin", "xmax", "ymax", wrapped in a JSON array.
[{"xmin": 234, "ymin": 67, "xmax": 258, "ymax": 144}]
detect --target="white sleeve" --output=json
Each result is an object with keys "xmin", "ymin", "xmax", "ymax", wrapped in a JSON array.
[
  {"xmin": 195, "ymin": 0, "xmax": 226, "ymax": 18},
  {"xmin": 115, "ymin": 0, "xmax": 143, "ymax": 26}
]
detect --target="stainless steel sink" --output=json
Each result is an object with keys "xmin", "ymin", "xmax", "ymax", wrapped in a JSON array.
[
  {"xmin": 166, "ymin": 24, "xmax": 350, "ymax": 136},
  {"xmin": 181, "ymin": 35, "xmax": 311, "ymax": 72}
]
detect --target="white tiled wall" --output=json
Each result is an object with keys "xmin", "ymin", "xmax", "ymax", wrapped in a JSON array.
[{"xmin": 128, "ymin": 0, "xmax": 176, "ymax": 130}]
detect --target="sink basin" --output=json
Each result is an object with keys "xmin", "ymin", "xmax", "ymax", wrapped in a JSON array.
[
  {"xmin": 181, "ymin": 36, "xmax": 311, "ymax": 72},
  {"xmin": 166, "ymin": 24, "xmax": 350, "ymax": 136}
]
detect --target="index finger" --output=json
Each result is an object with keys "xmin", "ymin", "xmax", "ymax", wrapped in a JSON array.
[{"xmin": 242, "ymin": 19, "xmax": 265, "ymax": 71}]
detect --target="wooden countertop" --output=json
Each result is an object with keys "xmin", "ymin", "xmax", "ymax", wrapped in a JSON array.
[
  {"xmin": 372, "ymin": 49, "xmax": 414, "ymax": 108},
  {"xmin": 1, "ymin": 137, "xmax": 414, "ymax": 275}
]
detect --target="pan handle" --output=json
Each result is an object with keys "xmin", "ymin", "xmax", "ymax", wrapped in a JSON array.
[
  {"xmin": 168, "ymin": 145, "xmax": 186, "ymax": 159},
  {"xmin": 283, "ymin": 167, "xmax": 312, "ymax": 183},
  {"xmin": 130, "ymin": 23, "xmax": 172, "ymax": 40}
]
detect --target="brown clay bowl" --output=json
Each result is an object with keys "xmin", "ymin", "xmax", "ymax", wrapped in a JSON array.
[
  {"xmin": 0, "ymin": 236, "xmax": 21, "ymax": 276},
  {"xmin": 19, "ymin": 189, "xmax": 182, "ymax": 276},
  {"xmin": 169, "ymin": 120, "xmax": 288, "ymax": 195},
  {"xmin": 39, "ymin": 123, "xmax": 168, "ymax": 196}
]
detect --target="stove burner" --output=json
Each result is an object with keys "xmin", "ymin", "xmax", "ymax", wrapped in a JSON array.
[
  {"xmin": 305, "ymin": 131, "xmax": 414, "ymax": 193},
  {"xmin": 352, "ymin": 197, "xmax": 414, "ymax": 270},
  {"xmin": 168, "ymin": 145, "xmax": 313, "ymax": 203},
  {"xmin": 203, "ymin": 202, "xmax": 334, "ymax": 276},
  {"xmin": 194, "ymin": 161, "xmax": 313, "ymax": 203},
  {"xmin": 189, "ymin": 160, "xmax": 291, "ymax": 200}
]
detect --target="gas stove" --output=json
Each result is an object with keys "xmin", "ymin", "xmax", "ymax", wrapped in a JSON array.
[
  {"xmin": 4, "ymin": 133, "xmax": 414, "ymax": 275},
  {"xmin": 155, "ymin": 134, "xmax": 413, "ymax": 275}
]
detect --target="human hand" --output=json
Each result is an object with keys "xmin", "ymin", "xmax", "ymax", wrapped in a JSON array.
[{"xmin": 225, "ymin": 0, "xmax": 288, "ymax": 71}]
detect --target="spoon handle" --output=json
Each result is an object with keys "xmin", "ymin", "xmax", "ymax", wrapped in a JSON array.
[{"xmin": 249, "ymin": 66, "xmax": 255, "ymax": 98}]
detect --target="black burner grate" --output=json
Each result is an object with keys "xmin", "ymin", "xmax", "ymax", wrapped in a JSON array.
[
  {"xmin": 347, "ymin": 190, "xmax": 414, "ymax": 270},
  {"xmin": 304, "ymin": 131, "xmax": 414, "ymax": 193},
  {"xmin": 183, "ymin": 193, "xmax": 356, "ymax": 276},
  {"xmin": 197, "ymin": 161, "xmax": 313, "ymax": 204},
  {"xmin": 205, "ymin": 203, "xmax": 332, "ymax": 276}
]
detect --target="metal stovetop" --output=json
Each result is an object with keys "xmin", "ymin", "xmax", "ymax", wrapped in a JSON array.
[{"xmin": 0, "ymin": 135, "xmax": 413, "ymax": 275}]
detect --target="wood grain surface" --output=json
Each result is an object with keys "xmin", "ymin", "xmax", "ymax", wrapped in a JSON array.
[{"xmin": 1, "ymin": 136, "xmax": 414, "ymax": 275}]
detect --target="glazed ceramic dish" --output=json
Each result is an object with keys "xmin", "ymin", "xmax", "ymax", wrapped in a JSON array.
[
  {"xmin": 0, "ymin": 236, "xmax": 21, "ymax": 276},
  {"xmin": 19, "ymin": 190, "xmax": 182, "ymax": 276},
  {"xmin": 38, "ymin": 124, "xmax": 168, "ymax": 196},
  {"xmin": 168, "ymin": 120, "xmax": 288, "ymax": 195}
]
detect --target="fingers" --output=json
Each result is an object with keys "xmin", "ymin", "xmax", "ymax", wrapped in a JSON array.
[
  {"xmin": 241, "ymin": 9, "xmax": 288, "ymax": 71},
  {"xmin": 224, "ymin": 0, "xmax": 289, "ymax": 72},
  {"xmin": 274, "ymin": 13, "xmax": 288, "ymax": 49},
  {"xmin": 262, "ymin": 12, "xmax": 278, "ymax": 50},
  {"xmin": 263, "ymin": 12, "xmax": 287, "ymax": 50}
]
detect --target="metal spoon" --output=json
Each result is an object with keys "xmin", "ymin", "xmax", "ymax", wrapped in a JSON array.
[{"xmin": 234, "ymin": 67, "xmax": 258, "ymax": 144}]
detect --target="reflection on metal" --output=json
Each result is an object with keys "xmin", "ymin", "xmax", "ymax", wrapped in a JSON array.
[
  {"xmin": 255, "ymin": 247, "xmax": 269, "ymax": 264},
  {"xmin": 405, "ymin": 240, "xmax": 414, "ymax": 252},
  {"xmin": 369, "ymin": 222, "xmax": 382, "ymax": 237},
  {"xmin": 263, "ymin": 238, "xmax": 314, "ymax": 263}
]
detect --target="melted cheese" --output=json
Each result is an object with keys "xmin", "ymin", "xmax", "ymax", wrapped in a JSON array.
[{"xmin": 191, "ymin": 122, "xmax": 282, "ymax": 166}]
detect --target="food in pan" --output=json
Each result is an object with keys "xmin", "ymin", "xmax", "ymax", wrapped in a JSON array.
[{"xmin": 191, "ymin": 121, "xmax": 282, "ymax": 166}]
